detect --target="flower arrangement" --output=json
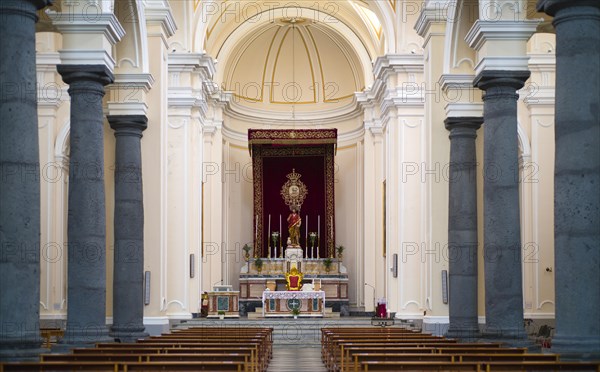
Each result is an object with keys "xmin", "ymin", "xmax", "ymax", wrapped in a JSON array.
[{"xmin": 254, "ymin": 257, "xmax": 264, "ymax": 273}]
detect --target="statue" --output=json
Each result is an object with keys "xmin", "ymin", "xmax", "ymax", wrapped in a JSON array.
[{"xmin": 287, "ymin": 208, "xmax": 301, "ymax": 246}]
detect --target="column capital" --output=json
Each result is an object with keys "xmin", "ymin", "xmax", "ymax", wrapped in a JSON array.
[
  {"xmin": 537, "ymin": 0, "xmax": 600, "ymax": 17},
  {"xmin": 57, "ymin": 64, "xmax": 114, "ymax": 86},
  {"xmin": 108, "ymin": 115, "xmax": 148, "ymax": 137},
  {"xmin": 0, "ymin": 0, "xmax": 52, "ymax": 17},
  {"xmin": 474, "ymin": 70, "xmax": 530, "ymax": 91},
  {"xmin": 444, "ymin": 117, "xmax": 483, "ymax": 132}
]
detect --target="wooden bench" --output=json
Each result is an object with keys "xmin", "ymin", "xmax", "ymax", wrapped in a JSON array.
[
  {"xmin": 350, "ymin": 353, "xmax": 559, "ymax": 372},
  {"xmin": 41, "ymin": 353, "xmax": 251, "ymax": 371},
  {"xmin": 360, "ymin": 360, "xmax": 600, "ymax": 371}
]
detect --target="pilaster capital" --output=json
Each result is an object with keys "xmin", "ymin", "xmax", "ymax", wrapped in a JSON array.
[
  {"xmin": 48, "ymin": 12, "xmax": 125, "ymax": 45},
  {"xmin": 108, "ymin": 115, "xmax": 148, "ymax": 137}
]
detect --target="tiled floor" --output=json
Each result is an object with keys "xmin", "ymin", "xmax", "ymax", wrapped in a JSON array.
[{"xmin": 268, "ymin": 345, "xmax": 327, "ymax": 372}]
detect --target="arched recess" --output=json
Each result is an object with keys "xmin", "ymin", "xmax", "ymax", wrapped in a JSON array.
[
  {"xmin": 114, "ymin": 0, "xmax": 150, "ymax": 74},
  {"xmin": 443, "ymin": 0, "xmax": 479, "ymax": 75}
]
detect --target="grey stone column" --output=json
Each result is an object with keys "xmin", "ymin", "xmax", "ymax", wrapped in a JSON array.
[
  {"xmin": 57, "ymin": 65, "xmax": 113, "ymax": 346},
  {"xmin": 0, "ymin": 0, "xmax": 52, "ymax": 360},
  {"xmin": 537, "ymin": 0, "xmax": 600, "ymax": 359},
  {"xmin": 107, "ymin": 115, "xmax": 148, "ymax": 342},
  {"xmin": 474, "ymin": 70, "xmax": 530, "ymax": 342},
  {"xmin": 444, "ymin": 117, "xmax": 482, "ymax": 340}
]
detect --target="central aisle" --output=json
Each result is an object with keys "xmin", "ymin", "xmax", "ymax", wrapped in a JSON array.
[{"xmin": 268, "ymin": 345, "xmax": 326, "ymax": 372}]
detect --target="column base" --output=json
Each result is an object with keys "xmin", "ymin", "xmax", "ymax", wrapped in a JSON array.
[
  {"xmin": 445, "ymin": 327, "xmax": 480, "ymax": 341},
  {"xmin": 110, "ymin": 326, "xmax": 149, "ymax": 343},
  {"xmin": 551, "ymin": 335, "xmax": 600, "ymax": 361},
  {"xmin": 478, "ymin": 330, "xmax": 539, "ymax": 351},
  {"xmin": 0, "ymin": 341, "xmax": 45, "ymax": 362},
  {"xmin": 58, "ymin": 327, "xmax": 113, "ymax": 350}
]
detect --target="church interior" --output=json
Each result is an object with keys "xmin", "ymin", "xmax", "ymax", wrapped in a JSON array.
[{"xmin": 1, "ymin": 0, "xmax": 599, "ymax": 368}]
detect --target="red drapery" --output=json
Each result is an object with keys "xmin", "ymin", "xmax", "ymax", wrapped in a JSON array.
[{"xmin": 250, "ymin": 129, "xmax": 336, "ymax": 258}]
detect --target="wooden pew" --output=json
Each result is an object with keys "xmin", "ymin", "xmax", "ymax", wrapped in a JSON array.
[
  {"xmin": 41, "ymin": 353, "xmax": 250, "ymax": 371},
  {"xmin": 360, "ymin": 360, "xmax": 600, "ymax": 371},
  {"xmin": 0, "ymin": 361, "xmax": 119, "ymax": 371},
  {"xmin": 351, "ymin": 353, "xmax": 559, "ymax": 372}
]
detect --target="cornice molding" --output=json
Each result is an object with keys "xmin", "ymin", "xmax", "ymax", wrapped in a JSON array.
[
  {"xmin": 414, "ymin": 7, "xmax": 447, "ymax": 38},
  {"xmin": 445, "ymin": 102, "xmax": 484, "ymax": 118},
  {"xmin": 373, "ymin": 54, "xmax": 424, "ymax": 81},
  {"xmin": 48, "ymin": 12, "xmax": 125, "ymax": 45},
  {"xmin": 145, "ymin": 1, "xmax": 177, "ymax": 39},
  {"xmin": 168, "ymin": 53, "xmax": 216, "ymax": 79},
  {"xmin": 112, "ymin": 73, "xmax": 155, "ymax": 92},
  {"xmin": 438, "ymin": 74, "xmax": 475, "ymax": 92},
  {"xmin": 465, "ymin": 19, "xmax": 541, "ymax": 51},
  {"xmin": 223, "ymin": 95, "xmax": 363, "ymax": 125}
]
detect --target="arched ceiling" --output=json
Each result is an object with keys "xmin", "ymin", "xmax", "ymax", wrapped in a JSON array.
[
  {"xmin": 193, "ymin": 0, "xmax": 390, "ymax": 119},
  {"xmin": 223, "ymin": 18, "xmax": 364, "ymax": 110}
]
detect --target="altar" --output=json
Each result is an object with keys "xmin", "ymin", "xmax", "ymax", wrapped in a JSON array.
[{"xmin": 262, "ymin": 290, "xmax": 325, "ymax": 317}]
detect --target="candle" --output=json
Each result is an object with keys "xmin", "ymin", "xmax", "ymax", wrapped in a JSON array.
[
  {"xmin": 317, "ymin": 215, "xmax": 320, "ymax": 259},
  {"xmin": 305, "ymin": 215, "xmax": 308, "ymax": 256},
  {"xmin": 268, "ymin": 214, "xmax": 271, "ymax": 256},
  {"xmin": 255, "ymin": 215, "xmax": 258, "ymax": 241}
]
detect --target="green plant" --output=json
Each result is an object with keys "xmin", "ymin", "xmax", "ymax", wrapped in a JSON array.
[
  {"xmin": 323, "ymin": 258, "xmax": 333, "ymax": 271},
  {"xmin": 336, "ymin": 245, "xmax": 345, "ymax": 256},
  {"xmin": 291, "ymin": 307, "xmax": 300, "ymax": 316},
  {"xmin": 243, "ymin": 244, "xmax": 252, "ymax": 259},
  {"xmin": 254, "ymin": 257, "xmax": 263, "ymax": 271},
  {"xmin": 217, "ymin": 310, "xmax": 225, "ymax": 315}
]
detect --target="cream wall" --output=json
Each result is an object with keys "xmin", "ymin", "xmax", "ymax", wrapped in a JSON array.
[{"xmin": 34, "ymin": 0, "xmax": 558, "ymax": 329}]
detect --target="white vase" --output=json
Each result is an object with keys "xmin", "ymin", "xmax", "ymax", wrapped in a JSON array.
[
  {"xmin": 293, "ymin": 315, "xmax": 298, "ymax": 320},
  {"xmin": 219, "ymin": 315, "xmax": 224, "ymax": 320}
]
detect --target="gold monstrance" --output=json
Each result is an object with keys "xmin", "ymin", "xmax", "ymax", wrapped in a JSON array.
[{"xmin": 280, "ymin": 169, "xmax": 308, "ymax": 211}]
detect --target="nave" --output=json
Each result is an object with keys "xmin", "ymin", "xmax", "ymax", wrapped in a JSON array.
[{"xmin": 2, "ymin": 318, "xmax": 600, "ymax": 371}]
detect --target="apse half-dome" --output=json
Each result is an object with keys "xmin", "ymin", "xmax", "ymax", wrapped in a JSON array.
[{"xmin": 222, "ymin": 17, "xmax": 365, "ymax": 115}]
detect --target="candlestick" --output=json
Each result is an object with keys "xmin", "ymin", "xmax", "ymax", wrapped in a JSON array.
[
  {"xmin": 255, "ymin": 215, "xmax": 258, "ymax": 243},
  {"xmin": 279, "ymin": 215, "xmax": 282, "ymax": 257},
  {"xmin": 317, "ymin": 215, "xmax": 320, "ymax": 259},
  {"xmin": 305, "ymin": 215, "xmax": 308, "ymax": 257},
  {"xmin": 268, "ymin": 214, "xmax": 271, "ymax": 258}
]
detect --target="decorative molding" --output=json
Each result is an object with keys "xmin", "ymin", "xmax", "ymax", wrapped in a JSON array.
[
  {"xmin": 438, "ymin": 74, "xmax": 475, "ymax": 92},
  {"xmin": 113, "ymin": 73, "xmax": 155, "ymax": 92},
  {"xmin": 472, "ymin": 56, "xmax": 531, "ymax": 76},
  {"xmin": 145, "ymin": 1, "xmax": 177, "ymax": 39},
  {"xmin": 414, "ymin": 7, "xmax": 447, "ymax": 39},
  {"xmin": 373, "ymin": 54, "xmax": 424, "ymax": 81},
  {"xmin": 445, "ymin": 102, "xmax": 484, "ymax": 118},
  {"xmin": 48, "ymin": 12, "xmax": 125, "ymax": 45},
  {"xmin": 465, "ymin": 20, "xmax": 541, "ymax": 51},
  {"xmin": 107, "ymin": 102, "xmax": 149, "ymax": 117},
  {"xmin": 55, "ymin": 49, "xmax": 117, "ymax": 71}
]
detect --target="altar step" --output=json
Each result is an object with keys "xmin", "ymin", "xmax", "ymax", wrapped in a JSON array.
[
  {"xmin": 247, "ymin": 307, "xmax": 339, "ymax": 319},
  {"xmin": 175, "ymin": 317, "xmax": 379, "ymax": 346}
]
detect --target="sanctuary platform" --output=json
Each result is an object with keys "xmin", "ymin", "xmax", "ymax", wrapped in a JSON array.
[{"xmin": 239, "ymin": 258, "xmax": 349, "ymax": 316}]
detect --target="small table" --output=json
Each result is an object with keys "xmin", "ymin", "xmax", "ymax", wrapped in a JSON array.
[{"xmin": 262, "ymin": 290, "xmax": 325, "ymax": 317}]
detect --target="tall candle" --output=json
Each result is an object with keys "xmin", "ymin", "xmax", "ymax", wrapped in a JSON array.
[
  {"xmin": 305, "ymin": 215, "xmax": 308, "ymax": 255},
  {"xmin": 317, "ymin": 215, "xmax": 320, "ymax": 259},
  {"xmin": 268, "ymin": 214, "xmax": 271, "ymax": 253},
  {"xmin": 255, "ymin": 215, "xmax": 258, "ymax": 241}
]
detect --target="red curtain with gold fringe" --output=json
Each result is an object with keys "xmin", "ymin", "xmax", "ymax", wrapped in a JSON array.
[{"xmin": 249, "ymin": 129, "xmax": 336, "ymax": 258}]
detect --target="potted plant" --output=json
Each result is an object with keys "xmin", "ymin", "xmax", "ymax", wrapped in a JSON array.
[
  {"xmin": 254, "ymin": 257, "xmax": 263, "ymax": 274},
  {"xmin": 217, "ymin": 310, "xmax": 225, "ymax": 320},
  {"xmin": 291, "ymin": 306, "xmax": 300, "ymax": 319},
  {"xmin": 336, "ymin": 245, "xmax": 345, "ymax": 259},
  {"xmin": 242, "ymin": 244, "xmax": 252, "ymax": 260},
  {"xmin": 323, "ymin": 257, "xmax": 333, "ymax": 273}
]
